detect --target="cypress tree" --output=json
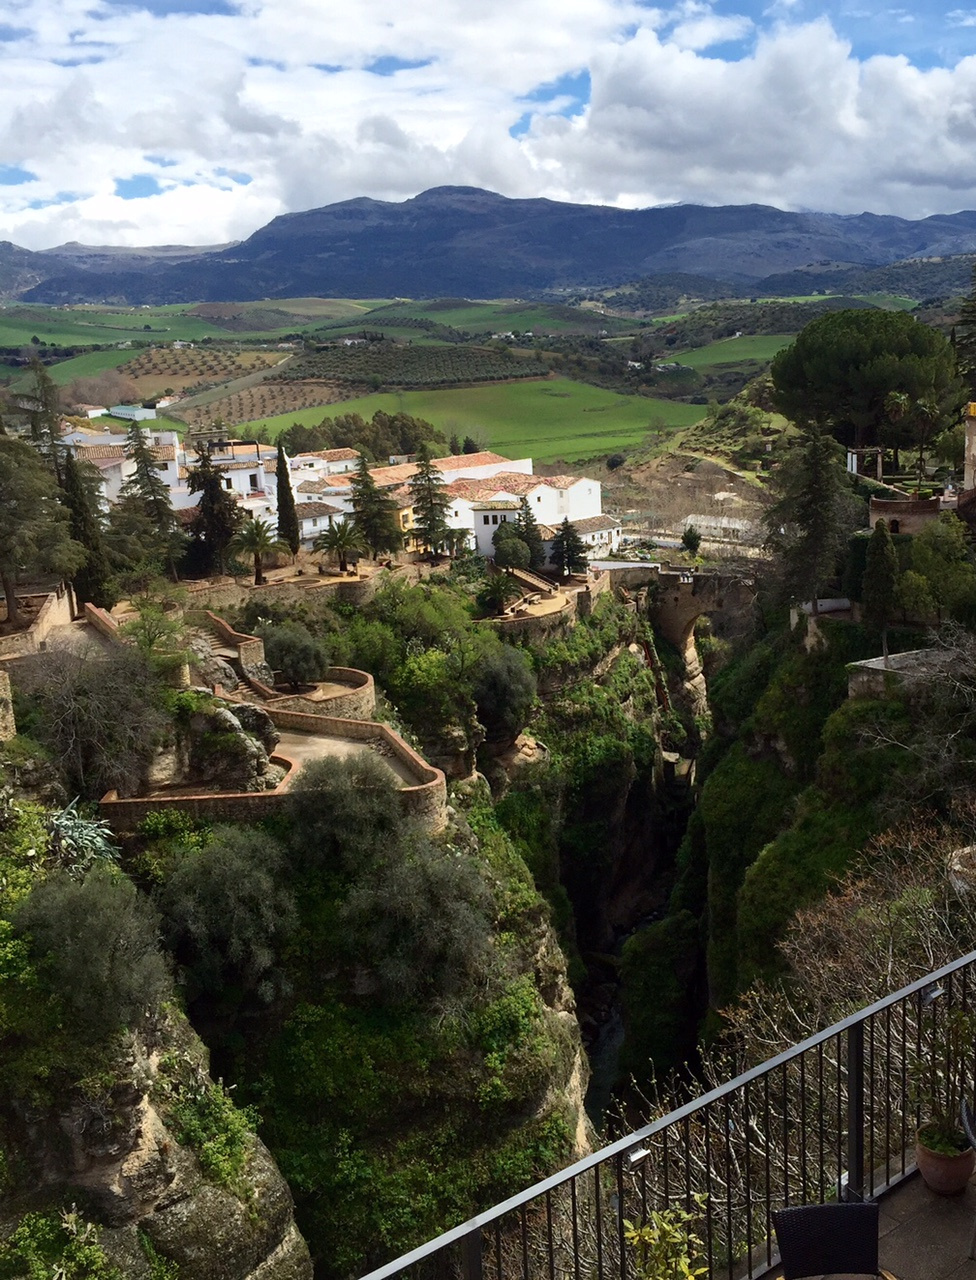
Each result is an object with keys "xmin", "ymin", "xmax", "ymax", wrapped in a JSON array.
[
  {"xmin": 276, "ymin": 441, "xmax": 300, "ymax": 556},
  {"xmin": 61, "ymin": 451, "xmax": 116, "ymax": 608},
  {"xmin": 408, "ymin": 445, "xmax": 450, "ymax": 556},
  {"xmin": 27, "ymin": 356, "xmax": 66, "ymax": 483},
  {"xmin": 862, "ymin": 518, "xmax": 899, "ymax": 665},
  {"xmin": 516, "ymin": 496, "xmax": 547, "ymax": 571}
]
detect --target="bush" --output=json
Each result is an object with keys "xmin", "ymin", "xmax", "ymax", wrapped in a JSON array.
[
  {"xmin": 14, "ymin": 866, "xmax": 169, "ymax": 1043},
  {"xmin": 473, "ymin": 646, "xmax": 537, "ymax": 744},
  {"xmin": 156, "ymin": 826, "xmax": 297, "ymax": 1012},
  {"xmin": 286, "ymin": 753, "xmax": 404, "ymax": 879},
  {"xmin": 255, "ymin": 620, "xmax": 329, "ymax": 691}
]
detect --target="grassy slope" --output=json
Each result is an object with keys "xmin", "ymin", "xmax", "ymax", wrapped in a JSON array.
[
  {"xmin": 241, "ymin": 377, "xmax": 708, "ymax": 462},
  {"xmin": 675, "ymin": 334, "xmax": 795, "ymax": 369}
]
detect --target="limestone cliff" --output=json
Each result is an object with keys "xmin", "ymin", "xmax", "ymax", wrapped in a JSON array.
[{"xmin": 0, "ymin": 1010, "xmax": 312, "ymax": 1279}]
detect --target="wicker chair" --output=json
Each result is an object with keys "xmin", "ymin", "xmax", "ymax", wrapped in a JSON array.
[{"xmin": 772, "ymin": 1202, "xmax": 897, "ymax": 1279}]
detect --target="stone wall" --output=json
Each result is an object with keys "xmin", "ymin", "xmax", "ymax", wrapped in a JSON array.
[
  {"xmin": 198, "ymin": 611, "xmax": 266, "ymax": 670},
  {"xmin": 0, "ymin": 670, "xmax": 14, "ymax": 741},
  {"xmin": 101, "ymin": 706, "xmax": 448, "ymax": 834},
  {"xmin": 869, "ymin": 495, "xmax": 941, "ymax": 536},
  {"xmin": 492, "ymin": 595, "xmax": 576, "ymax": 639},
  {"xmin": 262, "ymin": 706, "xmax": 447, "ymax": 831},
  {"xmin": 243, "ymin": 667, "xmax": 376, "ymax": 721},
  {"xmin": 575, "ymin": 570, "xmax": 611, "ymax": 618},
  {"xmin": 83, "ymin": 602, "xmax": 122, "ymax": 642},
  {"xmin": 0, "ymin": 586, "xmax": 74, "ymax": 663}
]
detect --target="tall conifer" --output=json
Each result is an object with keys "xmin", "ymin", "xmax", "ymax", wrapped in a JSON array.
[
  {"xmin": 409, "ymin": 445, "xmax": 450, "ymax": 556},
  {"xmin": 61, "ymin": 451, "xmax": 115, "ymax": 608},
  {"xmin": 350, "ymin": 455, "xmax": 401, "ymax": 558},
  {"xmin": 276, "ymin": 442, "xmax": 300, "ymax": 556},
  {"xmin": 187, "ymin": 446, "xmax": 243, "ymax": 575},
  {"xmin": 516, "ymin": 496, "xmax": 547, "ymax": 571}
]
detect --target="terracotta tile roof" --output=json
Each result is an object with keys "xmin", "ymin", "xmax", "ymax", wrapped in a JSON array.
[
  {"xmin": 443, "ymin": 472, "xmax": 539, "ymax": 500},
  {"xmin": 368, "ymin": 462, "xmax": 418, "ymax": 487},
  {"xmin": 305, "ymin": 447, "xmax": 361, "ymax": 462},
  {"xmin": 72, "ymin": 444, "xmax": 125, "ymax": 460},
  {"xmin": 573, "ymin": 515, "xmax": 621, "ymax": 534},
  {"xmin": 296, "ymin": 475, "xmax": 352, "ymax": 494},
  {"xmin": 542, "ymin": 474, "xmax": 586, "ymax": 490},
  {"xmin": 295, "ymin": 501, "xmax": 344, "ymax": 519},
  {"xmin": 74, "ymin": 443, "xmax": 175, "ymax": 462},
  {"xmin": 389, "ymin": 484, "xmax": 415, "ymax": 510},
  {"xmin": 433, "ymin": 451, "xmax": 512, "ymax": 471}
]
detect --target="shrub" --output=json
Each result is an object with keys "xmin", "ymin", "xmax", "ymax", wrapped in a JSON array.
[
  {"xmin": 156, "ymin": 827, "xmax": 297, "ymax": 1012},
  {"xmin": 473, "ymin": 646, "xmax": 537, "ymax": 744},
  {"xmin": 256, "ymin": 621, "xmax": 329, "ymax": 691},
  {"xmin": 14, "ymin": 866, "xmax": 169, "ymax": 1043}
]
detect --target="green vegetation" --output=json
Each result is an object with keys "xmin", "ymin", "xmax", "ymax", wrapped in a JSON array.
[
  {"xmin": 673, "ymin": 334, "xmax": 794, "ymax": 369},
  {"xmin": 245, "ymin": 378, "xmax": 707, "ymax": 462}
]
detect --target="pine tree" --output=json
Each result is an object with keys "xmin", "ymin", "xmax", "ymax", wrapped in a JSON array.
[
  {"xmin": 516, "ymin": 496, "xmax": 547, "ymax": 571},
  {"xmin": 187, "ymin": 446, "xmax": 243, "ymax": 575},
  {"xmin": 119, "ymin": 423, "xmax": 183, "ymax": 577},
  {"xmin": 550, "ymin": 517, "xmax": 588, "ymax": 576},
  {"xmin": 763, "ymin": 427, "xmax": 857, "ymax": 615},
  {"xmin": 408, "ymin": 445, "xmax": 450, "ymax": 556},
  {"xmin": 275, "ymin": 441, "xmax": 300, "ymax": 556},
  {"xmin": 862, "ymin": 518, "xmax": 899, "ymax": 665},
  {"xmin": 26, "ymin": 356, "xmax": 66, "ymax": 483},
  {"xmin": 350, "ymin": 455, "xmax": 401, "ymax": 558},
  {"xmin": 956, "ymin": 264, "xmax": 976, "ymax": 397},
  {"xmin": 61, "ymin": 451, "xmax": 115, "ymax": 608}
]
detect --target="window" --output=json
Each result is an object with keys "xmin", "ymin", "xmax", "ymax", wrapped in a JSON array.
[
  {"xmin": 249, "ymin": 473, "xmax": 258, "ymax": 490},
  {"xmin": 491, "ymin": 515, "xmax": 498, "ymax": 525},
  {"xmin": 483, "ymin": 515, "xmax": 490, "ymax": 525},
  {"xmin": 224, "ymin": 478, "xmax": 232, "ymax": 490},
  {"xmin": 536, "ymin": 495, "xmax": 541, "ymax": 503},
  {"xmin": 312, "ymin": 518, "xmax": 318, "ymax": 526}
]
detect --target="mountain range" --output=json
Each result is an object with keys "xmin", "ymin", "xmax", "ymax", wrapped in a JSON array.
[{"xmin": 7, "ymin": 186, "xmax": 976, "ymax": 304}]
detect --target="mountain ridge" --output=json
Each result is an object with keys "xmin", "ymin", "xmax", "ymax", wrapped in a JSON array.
[{"xmin": 6, "ymin": 186, "xmax": 976, "ymax": 304}]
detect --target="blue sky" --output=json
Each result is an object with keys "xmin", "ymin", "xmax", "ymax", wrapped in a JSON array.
[{"xmin": 2, "ymin": 0, "xmax": 976, "ymax": 248}]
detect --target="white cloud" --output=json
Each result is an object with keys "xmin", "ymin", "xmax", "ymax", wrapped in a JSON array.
[{"xmin": 0, "ymin": 0, "xmax": 975, "ymax": 249}]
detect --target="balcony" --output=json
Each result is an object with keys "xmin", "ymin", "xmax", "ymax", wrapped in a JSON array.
[{"xmin": 360, "ymin": 950, "xmax": 976, "ymax": 1280}]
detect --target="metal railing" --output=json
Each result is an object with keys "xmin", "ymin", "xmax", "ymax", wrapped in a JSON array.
[{"xmin": 359, "ymin": 948, "xmax": 976, "ymax": 1280}]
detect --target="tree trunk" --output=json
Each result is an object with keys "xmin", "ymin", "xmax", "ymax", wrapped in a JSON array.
[
  {"xmin": 0, "ymin": 563, "xmax": 21, "ymax": 627},
  {"xmin": 339, "ymin": 552, "xmax": 348, "ymax": 572},
  {"xmin": 254, "ymin": 553, "xmax": 264, "ymax": 586}
]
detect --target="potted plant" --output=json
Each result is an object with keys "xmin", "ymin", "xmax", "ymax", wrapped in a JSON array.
[{"xmin": 911, "ymin": 1006, "xmax": 976, "ymax": 1194}]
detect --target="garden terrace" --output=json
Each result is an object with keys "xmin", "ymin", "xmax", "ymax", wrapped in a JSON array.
[
  {"xmin": 358, "ymin": 950, "xmax": 976, "ymax": 1280},
  {"xmin": 100, "ymin": 703, "xmax": 447, "ymax": 834}
]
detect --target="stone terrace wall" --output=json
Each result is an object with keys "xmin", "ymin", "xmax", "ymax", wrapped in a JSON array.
[
  {"xmin": 240, "ymin": 668, "xmax": 376, "ymax": 721},
  {"xmin": 492, "ymin": 595, "xmax": 576, "ymax": 639},
  {"xmin": 576, "ymin": 570, "xmax": 611, "ymax": 618},
  {"xmin": 101, "ymin": 708, "xmax": 447, "ymax": 834},
  {"xmin": 263, "ymin": 706, "xmax": 447, "ymax": 831},
  {"xmin": 0, "ymin": 670, "xmax": 14, "ymax": 741},
  {"xmin": 0, "ymin": 586, "xmax": 73, "ymax": 663},
  {"xmin": 83, "ymin": 602, "xmax": 122, "ymax": 642},
  {"xmin": 197, "ymin": 611, "xmax": 266, "ymax": 669}
]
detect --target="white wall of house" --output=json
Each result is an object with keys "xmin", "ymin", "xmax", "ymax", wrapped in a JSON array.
[{"xmin": 471, "ymin": 506, "xmax": 519, "ymax": 557}]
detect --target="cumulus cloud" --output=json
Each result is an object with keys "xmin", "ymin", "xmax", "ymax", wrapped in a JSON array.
[{"xmin": 1, "ymin": 0, "xmax": 975, "ymax": 248}]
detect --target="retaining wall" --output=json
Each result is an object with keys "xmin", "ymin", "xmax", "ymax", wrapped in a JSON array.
[
  {"xmin": 100, "ymin": 704, "xmax": 447, "ymax": 834},
  {"xmin": 0, "ymin": 670, "xmax": 14, "ymax": 741},
  {"xmin": 197, "ymin": 611, "xmax": 266, "ymax": 669},
  {"xmin": 0, "ymin": 586, "xmax": 73, "ymax": 663},
  {"xmin": 245, "ymin": 667, "xmax": 375, "ymax": 721},
  {"xmin": 575, "ymin": 570, "xmax": 611, "ymax": 618}
]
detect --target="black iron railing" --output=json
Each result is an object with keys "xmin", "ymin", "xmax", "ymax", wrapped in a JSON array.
[{"xmin": 358, "ymin": 948, "xmax": 976, "ymax": 1280}]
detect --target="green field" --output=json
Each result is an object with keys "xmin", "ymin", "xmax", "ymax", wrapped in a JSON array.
[
  {"xmin": 11, "ymin": 348, "xmax": 137, "ymax": 389},
  {"xmin": 241, "ymin": 377, "xmax": 707, "ymax": 462},
  {"xmin": 363, "ymin": 299, "xmax": 634, "ymax": 335},
  {"xmin": 674, "ymin": 333, "xmax": 794, "ymax": 370}
]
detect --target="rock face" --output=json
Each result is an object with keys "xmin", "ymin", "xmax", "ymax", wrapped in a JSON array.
[
  {"xmin": 145, "ymin": 700, "xmax": 284, "ymax": 794},
  {"xmin": 1, "ymin": 1014, "xmax": 312, "ymax": 1280}
]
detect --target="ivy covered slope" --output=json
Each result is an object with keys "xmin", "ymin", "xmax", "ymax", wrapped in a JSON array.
[
  {"xmin": 0, "ymin": 782, "xmax": 312, "ymax": 1280},
  {"xmin": 622, "ymin": 615, "xmax": 925, "ymax": 1075}
]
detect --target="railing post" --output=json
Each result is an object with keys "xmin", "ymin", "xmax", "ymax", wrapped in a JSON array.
[
  {"xmin": 846, "ymin": 1021, "xmax": 865, "ymax": 1202},
  {"xmin": 462, "ymin": 1227, "xmax": 483, "ymax": 1280}
]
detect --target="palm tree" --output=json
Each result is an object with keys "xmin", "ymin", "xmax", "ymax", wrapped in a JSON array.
[
  {"xmin": 230, "ymin": 517, "xmax": 285, "ymax": 586},
  {"xmin": 314, "ymin": 519, "xmax": 365, "ymax": 574}
]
